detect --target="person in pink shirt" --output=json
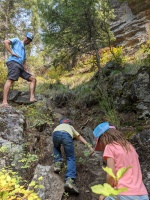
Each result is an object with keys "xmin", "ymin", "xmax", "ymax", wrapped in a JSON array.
[{"xmin": 93, "ymin": 122, "xmax": 149, "ymax": 200}]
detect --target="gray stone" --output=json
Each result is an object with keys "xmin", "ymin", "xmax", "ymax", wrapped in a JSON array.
[
  {"xmin": 0, "ymin": 107, "xmax": 25, "ymax": 144},
  {"xmin": 30, "ymin": 164, "xmax": 64, "ymax": 200}
]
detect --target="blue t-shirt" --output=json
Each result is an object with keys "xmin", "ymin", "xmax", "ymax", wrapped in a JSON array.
[{"xmin": 6, "ymin": 38, "xmax": 26, "ymax": 65}]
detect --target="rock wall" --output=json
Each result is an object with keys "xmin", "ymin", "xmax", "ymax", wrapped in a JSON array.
[
  {"xmin": 104, "ymin": 65, "xmax": 150, "ymax": 119},
  {"xmin": 111, "ymin": 0, "xmax": 150, "ymax": 54}
]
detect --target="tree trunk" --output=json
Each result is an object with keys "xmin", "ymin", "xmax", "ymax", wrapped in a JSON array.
[{"xmin": 92, "ymin": 40, "xmax": 106, "ymax": 94}]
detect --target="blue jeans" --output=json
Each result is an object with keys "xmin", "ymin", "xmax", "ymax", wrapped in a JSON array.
[
  {"xmin": 52, "ymin": 131, "xmax": 76, "ymax": 180},
  {"xmin": 105, "ymin": 195, "xmax": 149, "ymax": 200}
]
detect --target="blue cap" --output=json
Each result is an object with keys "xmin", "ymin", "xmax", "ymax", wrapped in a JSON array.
[
  {"xmin": 93, "ymin": 122, "xmax": 116, "ymax": 151},
  {"xmin": 26, "ymin": 32, "xmax": 34, "ymax": 41},
  {"xmin": 93, "ymin": 122, "xmax": 116, "ymax": 138},
  {"xmin": 93, "ymin": 122, "xmax": 110, "ymax": 138}
]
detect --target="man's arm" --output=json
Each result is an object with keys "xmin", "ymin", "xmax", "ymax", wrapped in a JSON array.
[{"xmin": 3, "ymin": 40, "xmax": 19, "ymax": 57}]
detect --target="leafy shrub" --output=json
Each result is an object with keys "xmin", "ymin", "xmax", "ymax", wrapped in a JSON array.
[
  {"xmin": 0, "ymin": 144, "xmax": 38, "ymax": 170},
  {"xmin": 0, "ymin": 168, "xmax": 41, "ymax": 200},
  {"xmin": 129, "ymin": 40, "xmax": 150, "ymax": 68},
  {"xmin": 27, "ymin": 53, "xmax": 45, "ymax": 76},
  {"xmin": 99, "ymin": 94, "xmax": 120, "ymax": 128},
  {"xmin": 0, "ymin": 60, "xmax": 7, "ymax": 91},
  {"xmin": 101, "ymin": 47, "xmax": 126, "ymax": 67},
  {"xmin": 91, "ymin": 166, "xmax": 131, "ymax": 197},
  {"xmin": 141, "ymin": 40, "xmax": 150, "ymax": 66},
  {"xmin": 18, "ymin": 153, "xmax": 38, "ymax": 169},
  {"xmin": 19, "ymin": 102, "xmax": 54, "ymax": 129}
]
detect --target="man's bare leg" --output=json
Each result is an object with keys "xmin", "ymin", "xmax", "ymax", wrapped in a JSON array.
[
  {"xmin": 28, "ymin": 76, "xmax": 37, "ymax": 102},
  {"xmin": 1, "ymin": 79, "xmax": 13, "ymax": 106}
]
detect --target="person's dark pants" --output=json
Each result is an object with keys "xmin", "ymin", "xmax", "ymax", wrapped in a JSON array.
[
  {"xmin": 52, "ymin": 131, "xmax": 76, "ymax": 180},
  {"xmin": 6, "ymin": 61, "xmax": 31, "ymax": 81}
]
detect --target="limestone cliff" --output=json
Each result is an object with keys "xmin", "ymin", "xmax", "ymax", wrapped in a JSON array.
[{"xmin": 111, "ymin": 0, "xmax": 150, "ymax": 54}]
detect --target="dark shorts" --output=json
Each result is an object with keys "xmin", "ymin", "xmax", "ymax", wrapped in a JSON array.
[{"xmin": 6, "ymin": 61, "xmax": 32, "ymax": 81}]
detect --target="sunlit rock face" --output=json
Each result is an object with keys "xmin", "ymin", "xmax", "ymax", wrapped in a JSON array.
[{"xmin": 110, "ymin": 0, "xmax": 150, "ymax": 53}]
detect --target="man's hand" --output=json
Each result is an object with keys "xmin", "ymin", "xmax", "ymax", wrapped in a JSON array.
[
  {"xmin": 77, "ymin": 135, "xmax": 94, "ymax": 155},
  {"xmin": 11, "ymin": 53, "xmax": 20, "ymax": 58},
  {"xmin": 3, "ymin": 40, "xmax": 20, "ymax": 58},
  {"xmin": 86, "ymin": 143, "xmax": 94, "ymax": 155}
]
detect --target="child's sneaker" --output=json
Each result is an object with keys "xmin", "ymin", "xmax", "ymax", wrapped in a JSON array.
[
  {"xmin": 54, "ymin": 161, "xmax": 62, "ymax": 173},
  {"xmin": 64, "ymin": 178, "xmax": 79, "ymax": 194}
]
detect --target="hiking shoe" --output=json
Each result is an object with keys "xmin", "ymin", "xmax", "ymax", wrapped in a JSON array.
[
  {"xmin": 54, "ymin": 161, "xmax": 62, "ymax": 173},
  {"xmin": 64, "ymin": 178, "xmax": 79, "ymax": 194}
]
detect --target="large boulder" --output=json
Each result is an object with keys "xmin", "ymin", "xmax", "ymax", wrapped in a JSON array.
[
  {"xmin": 107, "ymin": 66, "xmax": 150, "ymax": 119},
  {"xmin": 0, "ymin": 107, "xmax": 25, "ymax": 144}
]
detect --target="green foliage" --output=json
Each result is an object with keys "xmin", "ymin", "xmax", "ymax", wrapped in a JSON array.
[
  {"xmin": 124, "ymin": 40, "xmax": 150, "ymax": 69},
  {"xmin": 99, "ymin": 94, "xmax": 120, "ymax": 128},
  {"xmin": 103, "ymin": 167, "xmax": 116, "ymax": 179},
  {"xmin": 62, "ymin": 191, "xmax": 69, "ymax": 200},
  {"xmin": 35, "ymin": 81, "xmax": 52, "ymax": 95},
  {"xmin": 76, "ymin": 143, "xmax": 93, "ymax": 164},
  {"xmin": 123, "ymin": 62, "xmax": 141, "ymax": 75},
  {"xmin": 27, "ymin": 54, "xmax": 45, "ymax": 76},
  {"xmin": 76, "ymin": 54, "xmax": 97, "ymax": 70},
  {"xmin": 101, "ymin": 47, "xmax": 126, "ymax": 67},
  {"xmin": 0, "ymin": 144, "xmax": 38, "ymax": 171},
  {"xmin": 0, "ymin": 0, "xmax": 42, "ymax": 78},
  {"xmin": 0, "ymin": 146, "xmax": 9, "ymax": 153},
  {"xmin": 36, "ymin": 63, "xmax": 94, "ymax": 93},
  {"xmin": 0, "ymin": 0, "xmax": 40, "ymax": 40},
  {"xmin": 0, "ymin": 168, "xmax": 41, "ymax": 200},
  {"xmin": 0, "ymin": 61, "xmax": 7, "ymax": 91},
  {"xmin": 141, "ymin": 40, "xmax": 150, "ymax": 66},
  {"xmin": 142, "ymin": 40, "xmax": 150, "ymax": 53},
  {"xmin": 84, "ymin": 143, "xmax": 94, "ymax": 157},
  {"xmin": 19, "ymin": 101, "xmax": 54, "ymax": 129},
  {"xmin": 77, "ymin": 157, "xmax": 86, "ymax": 164},
  {"xmin": 91, "ymin": 166, "xmax": 131, "ymax": 197},
  {"xmin": 103, "ymin": 166, "xmax": 131, "ymax": 182},
  {"xmin": 62, "ymin": 71, "xmax": 94, "ymax": 89},
  {"xmin": 91, "ymin": 183, "xmax": 127, "ymax": 196},
  {"xmin": 111, "ymin": 47, "xmax": 126, "ymax": 66},
  {"xmin": 37, "ymin": 0, "xmax": 115, "ymax": 69},
  {"xmin": 47, "ymin": 66, "xmax": 64, "ymax": 82},
  {"xmin": 116, "ymin": 167, "xmax": 131, "ymax": 180},
  {"xmin": 18, "ymin": 153, "xmax": 38, "ymax": 169}
]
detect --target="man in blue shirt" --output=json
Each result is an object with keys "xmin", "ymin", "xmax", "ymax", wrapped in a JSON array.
[{"xmin": 1, "ymin": 32, "xmax": 37, "ymax": 107}]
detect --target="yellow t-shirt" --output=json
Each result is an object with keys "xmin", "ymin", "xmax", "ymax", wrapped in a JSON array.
[{"xmin": 53, "ymin": 124, "xmax": 80, "ymax": 138}]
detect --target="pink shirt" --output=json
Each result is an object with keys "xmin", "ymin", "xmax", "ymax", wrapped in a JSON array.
[{"xmin": 103, "ymin": 143, "xmax": 148, "ymax": 195}]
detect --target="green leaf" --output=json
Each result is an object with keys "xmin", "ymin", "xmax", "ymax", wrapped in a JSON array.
[
  {"xmin": 111, "ymin": 188, "xmax": 128, "ymax": 196},
  {"xmin": 91, "ymin": 183, "xmax": 128, "ymax": 196},
  {"xmin": 1, "ymin": 191, "xmax": 9, "ymax": 200},
  {"xmin": 91, "ymin": 184, "xmax": 104, "ymax": 195},
  {"xmin": 29, "ymin": 181, "xmax": 36, "ymax": 187},
  {"xmin": 102, "ymin": 166, "xmax": 116, "ymax": 179},
  {"xmin": 38, "ymin": 176, "xmax": 43, "ymax": 181},
  {"xmin": 116, "ymin": 166, "xmax": 132, "ymax": 180}
]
